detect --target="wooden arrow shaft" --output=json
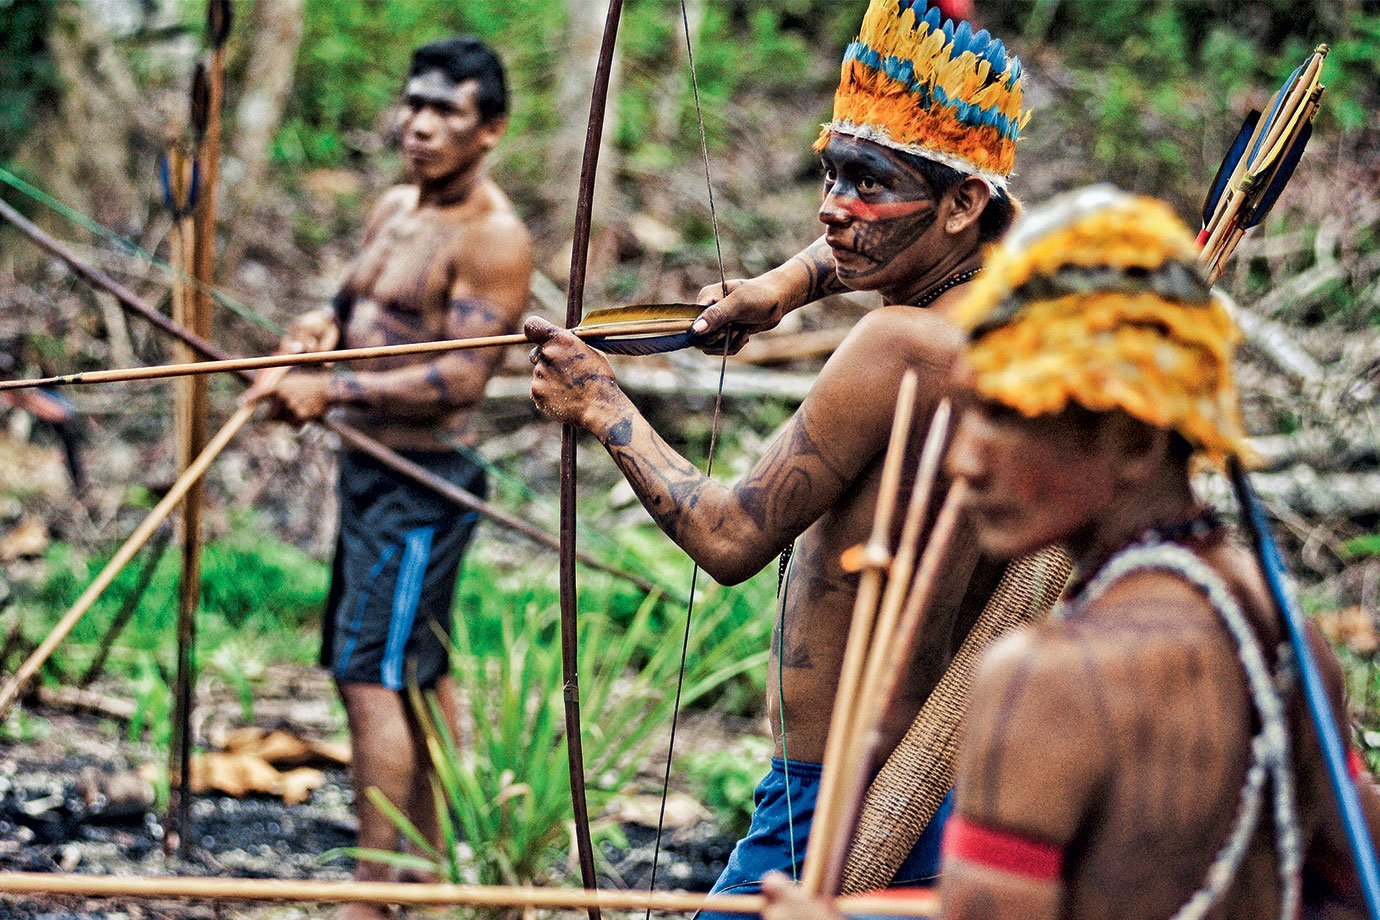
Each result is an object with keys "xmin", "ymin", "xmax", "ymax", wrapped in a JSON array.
[
  {"xmin": 0, "ymin": 367, "xmax": 289, "ymax": 719},
  {"xmin": 0, "ymin": 872, "xmax": 939, "ymax": 915},
  {"xmin": 820, "ymin": 400, "xmax": 955, "ymax": 894},
  {"xmin": 801, "ymin": 371, "xmax": 920, "ymax": 895},
  {"xmin": 0, "ymin": 319, "xmax": 695, "ymax": 392},
  {"xmin": 0, "ymin": 198, "xmax": 668, "ymax": 598}
]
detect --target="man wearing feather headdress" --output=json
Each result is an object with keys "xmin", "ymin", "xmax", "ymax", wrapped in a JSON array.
[
  {"xmin": 758, "ymin": 185, "xmax": 1380, "ymax": 920},
  {"xmin": 527, "ymin": 0, "xmax": 1042, "ymax": 903}
]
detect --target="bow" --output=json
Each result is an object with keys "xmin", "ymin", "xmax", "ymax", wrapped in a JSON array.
[
  {"xmin": 557, "ymin": 3, "xmax": 732, "ymax": 911},
  {"xmin": 1198, "ymin": 44, "xmax": 1380, "ymax": 918},
  {"xmin": 560, "ymin": 2, "xmax": 626, "ymax": 911},
  {"xmin": 167, "ymin": 0, "xmax": 233, "ymax": 858}
]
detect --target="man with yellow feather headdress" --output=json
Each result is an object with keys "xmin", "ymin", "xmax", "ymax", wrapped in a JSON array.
[
  {"xmin": 526, "ymin": 0, "xmax": 1042, "ymax": 900},
  {"xmin": 758, "ymin": 186, "xmax": 1380, "ymax": 918}
]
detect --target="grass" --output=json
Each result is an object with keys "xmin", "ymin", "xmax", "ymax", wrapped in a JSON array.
[{"xmin": 331, "ymin": 561, "xmax": 773, "ymax": 886}]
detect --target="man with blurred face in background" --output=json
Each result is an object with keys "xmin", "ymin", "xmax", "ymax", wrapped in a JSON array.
[
  {"xmin": 760, "ymin": 185, "xmax": 1380, "ymax": 920},
  {"xmin": 525, "ymin": 1, "xmax": 1056, "ymax": 905},
  {"xmin": 253, "ymin": 35, "xmax": 532, "ymax": 919}
]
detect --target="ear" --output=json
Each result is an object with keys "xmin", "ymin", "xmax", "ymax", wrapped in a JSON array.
[
  {"xmin": 944, "ymin": 176, "xmax": 992, "ymax": 236},
  {"xmin": 479, "ymin": 115, "xmax": 510, "ymax": 150},
  {"xmin": 1103, "ymin": 415, "xmax": 1172, "ymax": 487}
]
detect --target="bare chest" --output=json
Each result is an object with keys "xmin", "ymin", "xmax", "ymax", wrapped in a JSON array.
[{"xmin": 342, "ymin": 212, "xmax": 468, "ymax": 342}]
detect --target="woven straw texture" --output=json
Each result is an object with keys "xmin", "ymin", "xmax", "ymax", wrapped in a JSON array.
[{"xmin": 840, "ymin": 544, "xmax": 1074, "ymax": 893}]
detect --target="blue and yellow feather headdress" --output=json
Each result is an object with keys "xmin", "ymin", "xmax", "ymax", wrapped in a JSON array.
[{"xmin": 818, "ymin": 0, "xmax": 1028, "ymax": 190}]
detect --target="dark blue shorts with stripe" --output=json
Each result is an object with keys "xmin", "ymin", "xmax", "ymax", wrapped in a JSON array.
[{"xmin": 322, "ymin": 448, "xmax": 485, "ymax": 690}]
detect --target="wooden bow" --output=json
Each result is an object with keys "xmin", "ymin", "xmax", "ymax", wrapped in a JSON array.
[{"xmin": 560, "ymin": 2, "xmax": 626, "ymax": 915}]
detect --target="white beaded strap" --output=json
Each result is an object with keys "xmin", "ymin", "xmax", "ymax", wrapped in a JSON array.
[{"xmin": 1066, "ymin": 542, "xmax": 1302, "ymax": 920}]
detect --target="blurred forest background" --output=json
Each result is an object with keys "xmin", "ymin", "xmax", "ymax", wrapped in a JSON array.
[{"xmin": 0, "ymin": 0, "xmax": 1377, "ymax": 903}]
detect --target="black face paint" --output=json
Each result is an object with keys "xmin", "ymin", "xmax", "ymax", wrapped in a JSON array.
[{"xmin": 819, "ymin": 136, "xmax": 941, "ymax": 280}]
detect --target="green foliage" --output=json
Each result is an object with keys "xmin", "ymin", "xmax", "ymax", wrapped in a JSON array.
[
  {"xmin": 11, "ymin": 510, "xmax": 327, "ymax": 686},
  {"xmin": 1345, "ymin": 533, "xmax": 1380, "ymax": 560},
  {"xmin": 127, "ymin": 652, "xmax": 172, "ymax": 746},
  {"xmin": 349, "ymin": 586, "xmax": 768, "ymax": 886},
  {"xmin": 277, "ymin": 0, "xmax": 565, "ymax": 175},
  {"xmin": 677, "ymin": 735, "xmax": 771, "ymax": 839},
  {"xmin": 0, "ymin": 0, "xmax": 56, "ymax": 168}
]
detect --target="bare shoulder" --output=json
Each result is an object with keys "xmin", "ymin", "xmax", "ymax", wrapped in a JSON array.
[
  {"xmin": 822, "ymin": 305, "xmax": 963, "ymax": 402},
  {"xmin": 844, "ymin": 304, "xmax": 963, "ymax": 363},
  {"xmin": 960, "ymin": 623, "xmax": 1114, "ymax": 832},
  {"xmin": 459, "ymin": 184, "xmax": 532, "ymax": 265},
  {"xmin": 373, "ymin": 184, "xmax": 417, "ymax": 220}
]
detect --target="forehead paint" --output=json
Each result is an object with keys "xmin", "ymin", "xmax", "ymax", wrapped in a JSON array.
[{"xmin": 404, "ymin": 71, "xmax": 471, "ymax": 108}]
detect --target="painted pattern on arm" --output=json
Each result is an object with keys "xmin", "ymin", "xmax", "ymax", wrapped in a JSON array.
[{"xmin": 794, "ymin": 238, "xmax": 848, "ymax": 303}]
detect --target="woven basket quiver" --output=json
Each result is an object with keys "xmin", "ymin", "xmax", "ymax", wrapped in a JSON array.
[{"xmin": 840, "ymin": 544, "xmax": 1074, "ymax": 893}]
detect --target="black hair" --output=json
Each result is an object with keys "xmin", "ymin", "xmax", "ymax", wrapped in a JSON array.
[
  {"xmin": 408, "ymin": 36, "xmax": 508, "ymax": 121},
  {"xmin": 1063, "ymin": 403, "xmax": 1196, "ymax": 470},
  {"xmin": 896, "ymin": 148, "xmax": 1016, "ymax": 242}
]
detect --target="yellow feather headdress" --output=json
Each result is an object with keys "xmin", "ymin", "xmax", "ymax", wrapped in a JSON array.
[
  {"xmin": 956, "ymin": 185, "xmax": 1248, "ymax": 465},
  {"xmin": 818, "ymin": 0, "xmax": 1028, "ymax": 190}
]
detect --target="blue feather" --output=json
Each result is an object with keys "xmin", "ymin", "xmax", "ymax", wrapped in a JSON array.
[
  {"xmin": 954, "ymin": 20, "xmax": 972, "ymax": 54},
  {"xmin": 1202, "ymin": 111, "xmax": 1258, "ymax": 226},
  {"xmin": 587, "ymin": 331, "xmax": 699, "ymax": 357},
  {"xmin": 1245, "ymin": 121, "xmax": 1313, "ymax": 229}
]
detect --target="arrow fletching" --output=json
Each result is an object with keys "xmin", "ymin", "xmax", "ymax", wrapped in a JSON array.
[
  {"xmin": 1200, "ymin": 44, "xmax": 1327, "ymax": 279},
  {"xmin": 1245, "ymin": 120, "xmax": 1313, "ymax": 229},
  {"xmin": 579, "ymin": 302, "xmax": 705, "ymax": 355},
  {"xmin": 1202, "ymin": 111, "xmax": 1259, "ymax": 228}
]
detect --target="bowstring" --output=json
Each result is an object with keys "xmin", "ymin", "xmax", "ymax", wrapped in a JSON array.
[{"xmin": 643, "ymin": 0, "xmax": 731, "ymax": 908}]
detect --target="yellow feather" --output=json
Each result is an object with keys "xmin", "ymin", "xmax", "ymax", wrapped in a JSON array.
[{"xmin": 578, "ymin": 303, "xmax": 702, "ymax": 327}]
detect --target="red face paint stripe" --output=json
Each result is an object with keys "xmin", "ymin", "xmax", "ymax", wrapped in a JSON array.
[
  {"xmin": 942, "ymin": 815, "xmax": 1064, "ymax": 882},
  {"xmin": 832, "ymin": 195, "xmax": 935, "ymax": 222}
]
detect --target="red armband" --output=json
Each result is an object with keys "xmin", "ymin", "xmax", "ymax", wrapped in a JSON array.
[
  {"xmin": 942, "ymin": 815, "xmax": 1064, "ymax": 882},
  {"xmin": 1348, "ymin": 747, "xmax": 1368, "ymax": 781}
]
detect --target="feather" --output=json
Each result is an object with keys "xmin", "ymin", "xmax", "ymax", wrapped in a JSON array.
[
  {"xmin": 1245, "ymin": 121, "xmax": 1313, "ymax": 229},
  {"xmin": 578, "ymin": 303, "xmax": 703, "ymax": 357},
  {"xmin": 588, "ymin": 331, "xmax": 698, "ymax": 356},
  {"xmin": 578, "ymin": 303, "xmax": 702, "ymax": 326},
  {"xmin": 1202, "ymin": 111, "xmax": 1259, "ymax": 226}
]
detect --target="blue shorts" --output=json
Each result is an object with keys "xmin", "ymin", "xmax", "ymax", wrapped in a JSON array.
[
  {"xmin": 697, "ymin": 758, "xmax": 952, "ymax": 920},
  {"xmin": 321, "ymin": 449, "xmax": 485, "ymax": 689}
]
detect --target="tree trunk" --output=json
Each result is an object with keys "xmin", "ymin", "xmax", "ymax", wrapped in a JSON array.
[
  {"xmin": 221, "ymin": 0, "xmax": 306, "ymax": 274},
  {"xmin": 550, "ymin": 0, "xmax": 624, "ymax": 287}
]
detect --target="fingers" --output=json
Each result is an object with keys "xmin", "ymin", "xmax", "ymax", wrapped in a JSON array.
[
  {"xmin": 523, "ymin": 315, "xmax": 560, "ymax": 344},
  {"xmin": 691, "ymin": 302, "xmax": 726, "ymax": 337},
  {"xmin": 696, "ymin": 328, "xmax": 748, "ymax": 357},
  {"xmin": 760, "ymin": 872, "xmax": 793, "ymax": 899},
  {"xmin": 695, "ymin": 277, "xmax": 743, "ymax": 306}
]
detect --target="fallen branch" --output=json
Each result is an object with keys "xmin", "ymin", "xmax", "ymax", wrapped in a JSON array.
[
  {"xmin": 1199, "ymin": 467, "xmax": 1380, "ymax": 519},
  {"xmin": 1232, "ymin": 305, "xmax": 1324, "ymax": 385},
  {"xmin": 33, "ymin": 685, "xmax": 136, "ymax": 722}
]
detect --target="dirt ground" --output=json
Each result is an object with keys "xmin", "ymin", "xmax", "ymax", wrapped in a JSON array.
[{"xmin": 0, "ymin": 664, "xmax": 743, "ymax": 920}]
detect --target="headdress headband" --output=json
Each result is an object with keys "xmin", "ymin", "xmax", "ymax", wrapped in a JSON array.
[
  {"xmin": 818, "ymin": 0, "xmax": 1028, "ymax": 190},
  {"xmin": 956, "ymin": 185, "xmax": 1248, "ymax": 465}
]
